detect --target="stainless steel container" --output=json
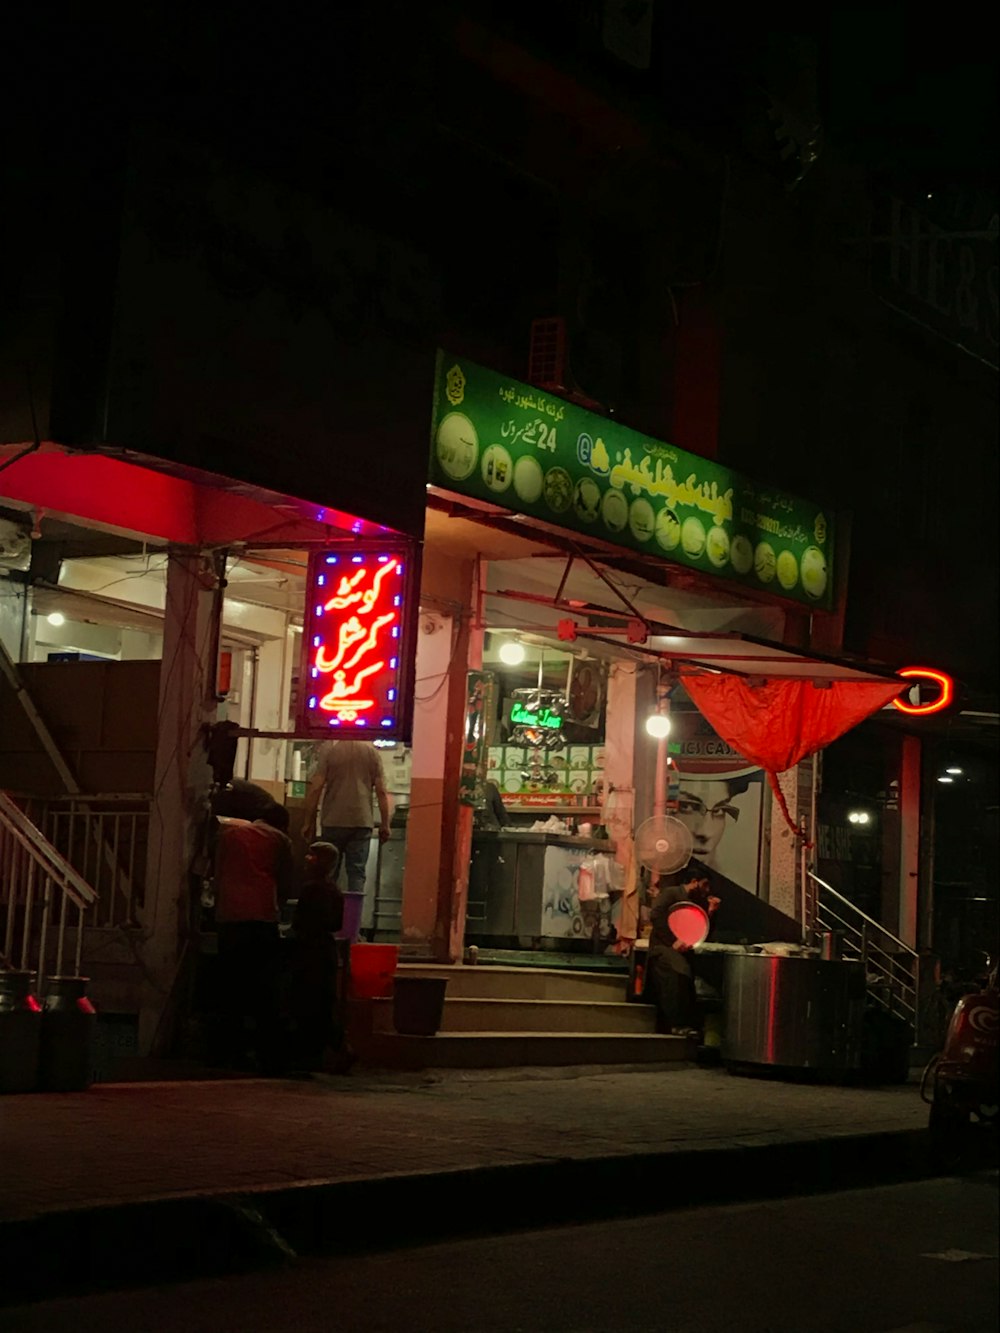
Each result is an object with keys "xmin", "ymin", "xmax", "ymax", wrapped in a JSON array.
[{"xmin": 722, "ymin": 953, "xmax": 866, "ymax": 1073}]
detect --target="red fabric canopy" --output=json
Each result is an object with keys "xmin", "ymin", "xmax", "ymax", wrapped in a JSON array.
[{"xmin": 680, "ymin": 673, "xmax": 903, "ymax": 836}]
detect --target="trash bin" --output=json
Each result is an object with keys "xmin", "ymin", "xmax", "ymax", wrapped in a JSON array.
[
  {"xmin": 392, "ymin": 976, "xmax": 448, "ymax": 1036},
  {"xmin": 38, "ymin": 976, "xmax": 96, "ymax": 1092},
  {"xmin": 0, "ymin": 970, "xmax": 42, "ymax": 1093},
  {"xmin": 348, "ymin": 944, "xmax": 398, "ymax": 999},
  {"xmin": 336, "ymin": 892, "xmax": 365, "ymax": 944}
]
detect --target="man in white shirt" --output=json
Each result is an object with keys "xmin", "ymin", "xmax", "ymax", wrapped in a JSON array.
[{"xmin": 301, "ymin": 740, "xmax": 391, "ymax": 894}]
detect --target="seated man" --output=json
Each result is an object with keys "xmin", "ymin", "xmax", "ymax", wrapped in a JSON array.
[{"xmin": 647, "ymin": 870, "xmax": 721, "ymax": 1038}]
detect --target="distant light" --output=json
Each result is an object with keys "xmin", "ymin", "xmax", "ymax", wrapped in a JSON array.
[
  {"xmin": 499, "ymin": 641, "xmax": 525, "ymax": 666},
  {"xmin": 938, "ymin": 776, "xmax": 954, "ymax": 784},
  {"xmin": 945, "ymin": 767, "xmax": 963, "ymax": 776},
  {"xmin": 46, "ymin": 612, "xmax": 65, "ymax": 627},
  {"xmin": 847, "ymin": 810, "xmax": 871, "ymax": 825},
  {"xmin": 645, "ymin": 713, "xmax": 671, "ymax": 739}
]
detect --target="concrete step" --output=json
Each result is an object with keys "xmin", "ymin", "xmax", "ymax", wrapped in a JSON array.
[
  {"xmin": 357, "ymin": 1030, "xmax": 694, "ymax": 1070},
  {"xmin": 372, "ymin": 996, "xmax": 659, "ymax": 1035},
  {"xmin": 394, "ymin": 962, "xmax": 629, "ymax": 1004}
]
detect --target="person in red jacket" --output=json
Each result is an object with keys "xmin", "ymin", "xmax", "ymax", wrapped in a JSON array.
[{"xmin": 212, "ymin": 804, "xmax": 294, "ymax": 1070}]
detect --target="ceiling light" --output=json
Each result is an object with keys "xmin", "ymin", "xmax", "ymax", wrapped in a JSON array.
[
  {"xmin": 46, "ymin": 612, "xmax": 65, "ymax": 628},
  {"xmin": 645, "ymin": 713, "xmax": 671, "ymax": 739},
  {"xmin": 937, "ymin": 776, "xmax": 954, "ymax": 784},
  {"xmin": 499, "ymin": 640, "xmax": 525, "ymax": 666},
  {"xmin": 945, "ymin": 767, "xmax": 963, "ymax": 776}
]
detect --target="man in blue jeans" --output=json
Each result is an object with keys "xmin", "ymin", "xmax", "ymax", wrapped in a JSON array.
[{"xmin": 301, "ymin": 740, "xmax": 391, "ymax": 895}]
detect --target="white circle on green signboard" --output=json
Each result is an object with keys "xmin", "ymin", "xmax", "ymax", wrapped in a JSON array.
[
  {"xmin": 513, "ymin": 454, "xmax": 544, "ymax": 504},
  {"xmin": 655, "ymin": 507, "xmax": 681, "ymax": 551},
  {"xmin": 801, "ymin": 546, "xmax": 828, "ymax": 600},
  {"xmin": 601, "ymin": 488, "xmax": 628, "ymax": 532},
  {"xmin": 573, "ymin": 477, "xmax": 601, "ymax": 523},
  {"xmin": 435, "ymin": 412, "xmax": 479, "ymax": 481},
  {"xmin": 543, "ymin": 467, "xmax": 573, "ymax": 513},
  {"xmin": 706, "ymin": 525, "xmax": 730, "ymax": 568},
  {"xmin": 730, "ymin": 534, "xmax": 753, "ymax": 574},
  {"xmin": 681, "ymin": 517, "xmax": 706, "ymax": 558},
  {"xmin": 754, "ymin": 541, "xmax": 776, "ymax": 583},
  {"xmin": 777, "ymin": 550, "xmax": 799, "ymax": 591},
  {"xmin": 481, "ymin": 444, "xmax": 513, "ymax": 493},
  {"xmin": 629, "ymin": 498, "xmax": 655, "ymax": 543}
]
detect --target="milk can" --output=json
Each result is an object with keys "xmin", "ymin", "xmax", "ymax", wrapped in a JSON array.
[
  {"xmin": 38, "ymin": 976, "xmax": 96, "ymax": 1092},
  {"xmin": 0, "ymin": 970, "xmax": 42, "ymax": 1093}
]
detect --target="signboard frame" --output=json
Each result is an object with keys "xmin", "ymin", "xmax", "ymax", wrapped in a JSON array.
[{"xmin": 296, "ymin": 541, "xmax": 420, "ymax": 742}]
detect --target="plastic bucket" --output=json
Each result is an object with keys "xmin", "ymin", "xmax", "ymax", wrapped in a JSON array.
[
  {"xmin": 392, "ymin": 976, "xmax": 448, "ymax": 1036},
  {"xmin": 336, "ymin": 892, "xmax": 365, "ymax": 943},
  {"xmin": 348, "ymin": 944, "xmax": 399, "ymax": 999}
]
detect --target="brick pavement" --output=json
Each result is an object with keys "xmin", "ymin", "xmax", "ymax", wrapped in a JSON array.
[{"xmin": 0, "ymin": 1063, "xmax": 926, "ymax": 1224}]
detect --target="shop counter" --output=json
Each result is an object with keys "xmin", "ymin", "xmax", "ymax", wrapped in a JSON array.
[{"xmin": 468, "ymin": 830, "xmax": 617, "ymax": 945}]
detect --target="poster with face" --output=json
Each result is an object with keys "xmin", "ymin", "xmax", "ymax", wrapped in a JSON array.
[
  {"xmin": 673, "ymin": 769, "xmax": 764, "ymax": 894},
  {"xmin": 668, "ymin": 695, "xmax": 765, "ymax": 896}
]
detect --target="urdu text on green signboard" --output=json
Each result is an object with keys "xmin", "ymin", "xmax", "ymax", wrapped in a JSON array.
[{"xmin": 429, "ymin": 353, "xmax": 834, "ymax": 611}]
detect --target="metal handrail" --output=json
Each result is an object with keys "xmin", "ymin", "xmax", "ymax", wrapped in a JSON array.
[
  {"xmin": 808, "ymin": 869, "xmax": 919, "ymax": 1025},
  {"xmin": 807, "ymin": 871, "xmax": 918, "ymax": 961},
  {"xmin": 0, "ymin": 792, "xmax": 97, "ymax": 910},
  {"xmin": 1, "ymin": 791, "xmax": 101, "ymax": 987}
]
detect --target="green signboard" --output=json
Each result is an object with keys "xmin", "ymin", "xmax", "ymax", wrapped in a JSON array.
[
  {"xmin": 509, "ymin": 701, "xmax": 564, "ymax": 730},
  {"xmin": 429, "ymin": 352, "xmax": 834, "ymax": 610}
]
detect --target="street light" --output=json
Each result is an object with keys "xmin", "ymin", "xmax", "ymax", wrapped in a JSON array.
[
  {"xmin": 499, "ymin": 640, "xmax": 525, "ymax": 666},
  {"xmin": 645, "ymin": 713, "xmax": 671, "ymax": 739}
]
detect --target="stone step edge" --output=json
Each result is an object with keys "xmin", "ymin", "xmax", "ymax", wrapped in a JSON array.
[
  {"xmin": 372, "ymin": 996, "xmax": 651, "ymax": 1008},
  {"xmin": 0, "ymin": 1128, "xmax": 944, "ymax": 1310}
]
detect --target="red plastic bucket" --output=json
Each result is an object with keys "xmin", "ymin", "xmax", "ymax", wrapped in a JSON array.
[{"xmin": 348, "ymin": 944, "xmax": 398, "ymax": 999}]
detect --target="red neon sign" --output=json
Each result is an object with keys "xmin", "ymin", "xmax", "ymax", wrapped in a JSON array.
[
  {"xmin": 891, "ymin": 667, "xmax": 955, "ymax": 716},
  {"xmin": 297, "ymin": 546, "xmax": 416, "ymax": 740}
]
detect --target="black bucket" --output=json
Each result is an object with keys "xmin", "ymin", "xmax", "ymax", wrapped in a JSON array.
[
  {"xmin": 0, "ymin": 970, "xmax": 42, "ymax": 1093},
  {"xmin": 39, "ymin": 976, "xmax": 97, "ymax": 1092},
  {"xmin": 392, "ymin": 976, "xmax": 448, "ymax": 1036}
]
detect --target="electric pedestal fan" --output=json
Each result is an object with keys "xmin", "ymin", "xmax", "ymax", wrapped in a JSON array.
[{"xmin": 633, "ymin": 815, "xmax": 694, "ymax": 877}]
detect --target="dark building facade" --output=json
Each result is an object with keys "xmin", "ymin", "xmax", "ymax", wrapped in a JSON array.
[{"xmin": 3, "ymin": 4, "xmax": 996, "ymax": 962}]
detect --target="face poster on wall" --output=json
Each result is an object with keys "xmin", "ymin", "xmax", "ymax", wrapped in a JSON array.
[
  {"xmin": 668, "ymin": 697, "xmax": 765, "ymax": 895},
  {"xmin": 673, "ymin": 768, "xmax": 765, "ymax": 895}
]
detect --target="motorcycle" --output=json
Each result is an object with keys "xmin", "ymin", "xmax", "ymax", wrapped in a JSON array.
[{"xmin": 920, "ymin": 954, "xmax": 998, "ymax": 1168}]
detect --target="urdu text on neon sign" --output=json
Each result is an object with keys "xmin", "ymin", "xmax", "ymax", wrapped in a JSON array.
[{"xmin": 297, "ymin": 547, "xmax": 413, "ymax": 739}]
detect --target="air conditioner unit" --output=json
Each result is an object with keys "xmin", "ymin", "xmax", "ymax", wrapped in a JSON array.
[
  {"xmin": 528, "ymin": 316, "xmax": 607, "ymax": 411},
  {"xmin": 528, "ymin": 316, "xmax": 569, "ymax": 391},
  {"xmin": 0, "ymin": 518, "xmax": 31, "ymax": 570}
]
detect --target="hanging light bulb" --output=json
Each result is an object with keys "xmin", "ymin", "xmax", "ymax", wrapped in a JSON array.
[
  {"xmin": 645, "ymin": 712, "xmax": 671, "ymax": 739},
  {"xmin": 499, "ymin": 640, "xmax": 525, "ymax": 666}
]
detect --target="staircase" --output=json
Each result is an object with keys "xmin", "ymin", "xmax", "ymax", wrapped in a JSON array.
[
  {"xmin": 350, "ymin": 963, "xmax": 695, "ymax": 1069},
  {"xmin": 806, "ymin": 870, "xmax": 920, "ymax": 1029},
  {"xmin": 0, "ymin": 790, "xmax": 99, "ymax": 986}
]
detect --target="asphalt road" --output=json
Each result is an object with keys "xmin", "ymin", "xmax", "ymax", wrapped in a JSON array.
[{"xmin": 6, "ymin": 1175, "xmax": 998, "ymax": 1332}]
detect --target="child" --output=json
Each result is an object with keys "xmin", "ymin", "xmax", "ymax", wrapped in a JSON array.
[{"xmin": 290, "ymin": 842, "xmax": 346, "ymax": 1071}]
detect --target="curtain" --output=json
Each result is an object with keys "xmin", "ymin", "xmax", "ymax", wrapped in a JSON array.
[{"xmin": 679, "ymin": 673, "xmax": 903, "ymax": 835}]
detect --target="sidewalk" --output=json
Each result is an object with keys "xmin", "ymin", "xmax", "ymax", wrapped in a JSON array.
[{"xmin": 0, "ymin": 1062, "xmax": 949, "ymax": 1305}]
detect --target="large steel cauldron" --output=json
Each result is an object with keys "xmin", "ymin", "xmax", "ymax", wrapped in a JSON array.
[{"xmin": 722, "ymin": 953, "xmax": 866, "ymax": 1074}]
